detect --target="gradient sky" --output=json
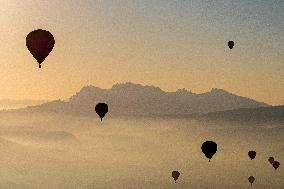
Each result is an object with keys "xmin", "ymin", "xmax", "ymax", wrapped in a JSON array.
[{"xmin": 0, "ymin": 0, "xmax": 283, "ymax": 105}]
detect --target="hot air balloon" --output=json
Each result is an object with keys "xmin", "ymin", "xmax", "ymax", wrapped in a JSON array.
[
  {"xmin": 26, "ymin": 29, "xmax": 55, "ymax": 68},
  {"xmin": 248, "ymin": 151, "xmax": 256, "ymax": 160},
  {"xmin": 268, "ymin": 157, "xmax": 274, "ymax": 164},
  {"xmin": 95, "ymin": 103, "xmax": 108, "ymax": 121},
  {"xmin": 272, "ymin": 161, "xmax": 280, "ymax": 170},
  {"xmin": 201, "ymin": 141, "xmax": 217, "ymax": 162},
  {"xmin": 228, "ymin": 41, "xmax": 234, "ymax": 49},
  {"xmin": 172, "ymin": 171, "xmax": 180, "ymax": 183},
  {"xmin": 248, "ymin": 176, "xmax": 255, "ymax": 186}
]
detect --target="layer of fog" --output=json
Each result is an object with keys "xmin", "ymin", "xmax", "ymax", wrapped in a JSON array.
[{"xmin": 0, "ymin": 112, "xmax": 283, "ymax": 189}]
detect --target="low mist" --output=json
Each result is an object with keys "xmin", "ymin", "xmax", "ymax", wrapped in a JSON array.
[{"xmin": 0, "ymin": 112, "xmax": 283, "ymax": 189}]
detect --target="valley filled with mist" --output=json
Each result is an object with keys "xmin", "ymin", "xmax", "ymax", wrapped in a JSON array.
[{"xmin": 0, "ymin": 112, "xmax": 282, "ymax": 189}]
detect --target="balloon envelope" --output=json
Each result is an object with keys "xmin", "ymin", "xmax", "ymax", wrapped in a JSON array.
[
  {"xmin": 272, "ymin": 161, "xmax": 280, "ymax": 170},
  {"xmin": 248, "ymin": 176, "xmax": 255, "ymax": 185},
  {"xmin": 228, "ymin": 41, "xmax": 234, "ymax": 49},
  {"xmin": 95, "ymin": 103, "xmax": 108, "ymax": 121},
  {"xmin": 26, "ymin": 29, "xmax": 55, "ymax": 68},
  {"xmin": 268, "ymin": 157, "xmax": 274, "ymax": 164},
  {"xmin": 248, "ymin": 151, "xmax": 256, "ymax": 160},
  {"xmin": 172, "ymin": 171, "xmax": 180, "ymax": 183},
  {"xmin": 201, "ymin": 141, "xmax": 217, "ymax": 162}
]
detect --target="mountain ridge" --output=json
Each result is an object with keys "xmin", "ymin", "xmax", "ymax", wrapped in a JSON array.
[
  {"xmin": 200, "ymin": 105, "xmax": 284, "ymax": 123},
  {"xmin": 22, "ymin": 82, "xmax": 269, "ymax": 116},
  {"xmin": 0, "ymin": 99, "xmax": 48, "ymax": 110}
]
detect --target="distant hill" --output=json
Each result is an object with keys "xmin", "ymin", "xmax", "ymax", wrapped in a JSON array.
[
  {"xmin": 201, "ymin": 105, "xmax": 284, "ymax": 123},
  {"xmin": 0, "ymin": 99, "xmax": 48, "ymax": 110},
  {"xmin": 24, "ymin": 82, "xmax": 269, "ymax": 116}
]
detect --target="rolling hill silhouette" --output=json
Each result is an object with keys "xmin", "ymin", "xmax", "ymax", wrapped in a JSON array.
[
  {"xmin": 201, "ymin": 105, "xmax": 284, "ymax": 123},
  {"xmin": 23, "ymin": 82, "xmax": 269, "ymax": 117},
  {"xmin": 0, "ymin": 99, "xmax": 47, "ymax": 110}
]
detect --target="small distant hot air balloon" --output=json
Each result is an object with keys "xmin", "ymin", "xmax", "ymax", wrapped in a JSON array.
[
  {"xmin": 272, "ymin": 161, "xmax": 280, "ymax": 170},
  {"xmin": 228, "ymin": 41, "xmax": 234, "ymax": 49},
  {"xmin": 26, "ymin": 29, "xmax": 55, "ymax": 68},
  {"xmin": 268, "ymin": 157, "xmax": 274, "ymax": 165},
  {"xmin": 248, "ymin": 176, "xmax": 255, "ymax": 186},
  {"xmin": 172, "ymin": 171, "xmax": 180, "ymax": 183},
  {"xmin": 248, "ymin": 151, "xmax": 256, "ymax": 160},
  {"xmin": 95, "ymin": 103, "xmax": 108, "ymax": 121},
  {"xmin": 201, "ymin": 141, "xmax": 217, "ymax": 162}
]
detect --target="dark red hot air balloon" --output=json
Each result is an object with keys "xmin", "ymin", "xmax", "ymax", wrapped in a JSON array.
[
  {"xmin": 248, "ymin": 151, "xmax": 256, "ymax": 160},
  {"xmin": 201, "ymin": 141, "xmax": 218, "ymax": 162},
  {"xmin": 248, "ymin": 176, "xmax": 255, "ymax": 186},
  {"xmin": 272, "ymin": 161, "xmax": 280, "ymax": 170},
  {"xmin": 95, "ymin": 103, "xmax": 108, "ymax": 121},
  {"xmin": 26, "ymin": 29, "xmax": 55, "ymax": 68},
  {"xmin": 228, "ymin": 41, "xmax": 234, "ymax": 49},
  {"xmin": 172, "ymin": 171, "xmax": 180, "ymax": 183},
  {"xmin": 268, "ymin": 157, "xmax": 274, "ymax": 164}
]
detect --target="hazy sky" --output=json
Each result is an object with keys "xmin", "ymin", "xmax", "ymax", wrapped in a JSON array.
[{"xmin": 0, "ymin": 0, "xmax": 283, "ymax": 105}]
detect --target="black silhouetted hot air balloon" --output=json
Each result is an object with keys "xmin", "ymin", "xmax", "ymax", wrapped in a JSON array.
[
  {"xmin": 172, "ymin": 171, "xmax": 180, "ymax": 183},
  {"xmin": 228, "ymin": 41, "xmax": 234, "ymax": 49},
  {"xmin": 248, "ymin": 176, "xmax": 255, "ymax": 186},
  {"xmin": 272, "ymin": 161, "xmax": 280, "ymax": 170},
  {"xmin": 248, "ymin": 151, "xmax": 256, "ymax": 160},
  {"xmin": 268, "ymin": 157, "xmax": 274, "ymax": 165},
  {"xmin": 95, "ymin": 103, "xmax": 108, "ymax": 121},
  {"xmin": 201, "ymin": 141, "xmax": 217, "ymax": 162},
  {"xmin": 26, "ymin": 29, "xmax": 55, "ymax": 68}
]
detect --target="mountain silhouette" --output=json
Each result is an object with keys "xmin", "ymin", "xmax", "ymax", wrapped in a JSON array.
[
  {"xmin": 0, "ymin": 99, "xmax": 48, "ymax": 110},
  {"xmin": 201, "ymin": 105, "xmax": 284, "ymax": 123},
  {"xmin": 24, "ymin": 82, "xmax": 269, "ymax": 116}
]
